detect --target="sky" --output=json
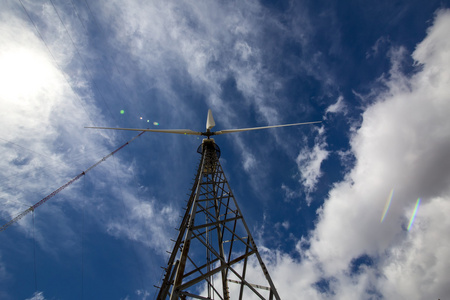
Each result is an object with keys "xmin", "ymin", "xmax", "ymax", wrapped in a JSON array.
[{"xmin": 1, "ymin": 0, "xmax": 450, "ymax": 299}]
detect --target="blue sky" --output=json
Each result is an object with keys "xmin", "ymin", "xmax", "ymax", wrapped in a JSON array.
[{"xmin": 1, "ymin": 0, "xmax": 450, "ymax": 299}]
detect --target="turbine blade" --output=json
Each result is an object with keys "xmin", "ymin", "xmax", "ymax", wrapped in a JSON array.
[
  {"xmin": 214, "ymin": 121, "xmax": 322, "ymax": 135},
  {"xmin": 85, "ymin": 127, "xmax": 202, "ymax": 135},
  {"xmin": 206, "ymin": 109, "xmax": 216, "ymax": 130}
]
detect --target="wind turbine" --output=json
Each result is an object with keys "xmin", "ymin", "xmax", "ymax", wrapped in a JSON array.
[
  {"xmin": 87, "ymin": 110, "xmax": 320, "ymax": 300},
  {"xmin": 85, "ymin": 109, "xmax": 321, "ymax": 139}
]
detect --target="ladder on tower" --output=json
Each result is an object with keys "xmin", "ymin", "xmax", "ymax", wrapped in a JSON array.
[{"xmin": 156, "ymin": 138, "xmax": 281, "ymax": 300}]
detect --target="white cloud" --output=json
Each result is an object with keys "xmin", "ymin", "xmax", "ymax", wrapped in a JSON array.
[
  {"xmin": 235, "ymin": 41, "xmax": 253, "ymax": 61},
  {"xmin": 25, "ymin": 291, "xmax": 46, "ymax": 300},
  {"xmin": 281, "ymin": 183, "xmax": 300, "ymax": 202},
  {"xmin": 135, "ymin": 289, "xmax": 150, "ymax": 300},
  {"xmin": 242, "ymin": 151, "xmax": 257, "ymax": 172},
  {"xmin": 105, "ymin": 193, "xmax": 178, "ymax": 255},
  {"xmin": 296, "ymin": 126, "xmax": 329, "ymax": 204},
  {"xmin": 366, "ymin": 36, "xmax": 390, "ymax": 59},
  {"xmin": 325, "ymin": 96, "xmax": 346, "ymax": 115},
  {"xmin": 262, "ymin": 9, "xmax": 450, "ymax": 299}
]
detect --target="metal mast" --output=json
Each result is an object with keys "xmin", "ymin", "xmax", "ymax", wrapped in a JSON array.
[
  {"xmin": 157, "ymin": 138, "xmax": 280, "ymax": 300},
  {"xmin": 86, "ymin": 109, "xmax": 319, "ymax": 299}
]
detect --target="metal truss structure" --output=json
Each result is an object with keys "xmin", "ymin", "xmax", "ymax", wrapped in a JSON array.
[
  {"xmin": 157, "ymin": 139, "xmax": 281, "ymax": 300},
  {"xmin": 85, "ymin": 109, "xmax": 318, "ymax": 299}
]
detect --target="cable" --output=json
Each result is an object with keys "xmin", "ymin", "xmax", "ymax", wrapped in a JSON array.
[
  {"xmin": 47, "ymin": 0, "xmax": 117, "ymax": 123},
  {"xmin": 68, "ymin": 0, "xmax": 88, "ymax": 33},
  {"xmin": 0, "ymin": 131, "xmax": 146, "ymax": 232},
  {"xmin": 0, "ymin": 137, "xmax": 113, "ymax": 182},
  {"xmin": 17, "ymin": 0, "xmax": 96, "ymax": 126},
  {"xmin": 68, "ymin": 0, "xmax": 131, "ymax": 116},
  {"xmin": 0, "ymin": 137, "xmax": 53, "ymax": 160},
  {"xmin": 81, "ymin": 0, "xmax": 147, "ymax": 113}
]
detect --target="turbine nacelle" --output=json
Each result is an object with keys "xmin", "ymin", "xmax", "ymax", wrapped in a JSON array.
[{"xmin": 85, "ymin": 110, "xmax": 321, "ymax": 139}]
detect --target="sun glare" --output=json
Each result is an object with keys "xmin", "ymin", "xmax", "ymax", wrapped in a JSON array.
[
  {"xmin": 0, "ymin": 49, "xmax": 54, "ymax": 99},
  {"xmin": 381, "ymin": 189, "xmax": 394, "ymax": 223},
  {"xmin": 407, "ymin": 198, "xmax": 421, "ymax": 231}
]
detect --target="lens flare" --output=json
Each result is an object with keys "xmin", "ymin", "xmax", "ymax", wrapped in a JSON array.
[
  {"xmin": 407, "ymin": 198, "xmax": 421, "ymax": 231},
  {"xmin": 140, "ymin": 117, "xmax": 143, "ymax": 120},
  {"xmin": 381, "ymin": 189, "xmax": 394, "ymax": 223},
  {"xmin": 120, "ymin": 110, "xmax": 125, "ymax": 114},
  {"xmin": 153, "ymin": 122, "xmax": 159, "ymax": 126}
]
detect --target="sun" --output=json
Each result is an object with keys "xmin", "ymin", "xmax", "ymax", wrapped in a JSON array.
[{"xmin": 0, "ymin": 48, "xmax": 55, "ymax": 99}]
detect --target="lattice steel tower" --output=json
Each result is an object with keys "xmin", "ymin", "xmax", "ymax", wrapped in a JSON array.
[
  {"xmin": 86, "ymin": 109, "xmax": 320, "ymax": 299},
  {"xmin": 156, "ymin": 139, "xmax": 281, "ymax": 300}
]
